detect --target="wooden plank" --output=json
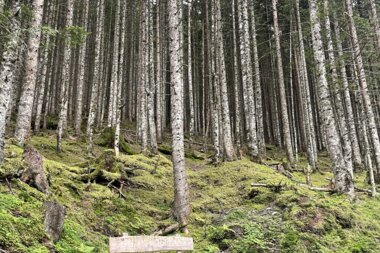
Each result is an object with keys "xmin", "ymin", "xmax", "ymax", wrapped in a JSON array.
[{"xmin": 109, "ymin": 236, "xmax": 194, "ymax": 253}]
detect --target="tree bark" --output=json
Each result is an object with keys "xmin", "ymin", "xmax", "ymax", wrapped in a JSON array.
[
  {"xmin": 238, "ymin": 0, "xmax": 258, "ymax": 160},
  {"xmin": 215, "ymin": 0, "xmax": 236, "ymax": 161},
  {"xmin": 332, "ymin": 15, "xmax": 363, "ymax": 170},
  {"xmin": 323, "ymin": 0, "xmax": 353, "ymax": 177},
  {"xmin": 0, "ymin": 1, "xmax": 21, "ymax": 163},
  {"xmin": 272, "ymin": 0, "xmax": 294, "ymax": 164},
  {"xmin": 87, "ymin": 0, "xmax": 104, "ymax": 156},
  {"xmin": 346, "ymin": 0, "xmax": 380, "ymax": 178},
  {"xmin": 168, "ymin": 0, "xmax": 190, "ymax": 230},
  {"xmin": 74, "ymin": 0, "xmax": 89, "ymax": 136},
  {"xmin": 14, "ymin": 0, "xmax": 44, "ymax": 146},
  {"xmin": 309, "ymin": 0, "xmax": 354, "ymax": 196},
  {"xmin": 57, "ymin": 0, "xmax": 74, "ymax": 153}
]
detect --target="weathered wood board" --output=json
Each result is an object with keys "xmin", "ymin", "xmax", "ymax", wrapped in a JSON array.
[{"xmin": 109, "ymin": 236, "xmax": 194, "ymax": 253}]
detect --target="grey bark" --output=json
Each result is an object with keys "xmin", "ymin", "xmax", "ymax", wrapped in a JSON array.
[
  {"xmin": 57, "ymin": 0, "xmax": 74, "ymax": 153},
  {"xmin": 168, "ymin": 0, "xmax": 190, "ymax": 229},
  {"xmin": 296, "ymin": 0, "xmax": 317, "ymax": 170},
  {"xmin": 74, "ymin": 0, "xmax": 89, "ymax": 136},
  {"xmin": 272, "ymin": 0, "xmax": 294, "ymax": 164},
  {"xmin": 323, "ymin": 0, "xmax": 353, "ymax": 177},
  {"xmin": 238, "ymin": 0, "xmax": 258, "ymax": 160},
  {"xmin": 369, "ymin": 0, "xmax": 380, "ymax": 53},
  {"xmin": 87, "ymin": 0, "xmax": 104, "ymax": 156},
  {"xmin": 250, "ymin": 3, "xmax": 265, "ymax": 160},
  {"xmin": 346, "ymin": 0, "xmax": 380, "ymax": 177},
  {"xmin": 309, "ymin": 0, "xmax": 354, "ymax": 196},
  {"xmin": 14, "ymin": 0, "xmax": 44, "ymax": 146},
  {"xmin": 215, "ymin": 0, "xmax": 236, "ymax": 161},
  {"xmin": 332, "ymin": 15, "xmax": 363, "ymax": 169},
  {"xmin": 0, "ymin": 1, "xmax": 21, "ymax": 163}
]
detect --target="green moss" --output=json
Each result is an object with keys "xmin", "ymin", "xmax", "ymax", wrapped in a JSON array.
[{"xmin": 1, "ymin": 135, "xmax": 380, "ymax": 252}]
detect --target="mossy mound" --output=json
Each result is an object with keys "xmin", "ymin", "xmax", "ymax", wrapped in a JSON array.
[{"xmin": 0, "ymin": 135, "xmax": 380, "ymax": 252}]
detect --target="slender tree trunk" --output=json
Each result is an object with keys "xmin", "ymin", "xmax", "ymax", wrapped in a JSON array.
[
  {"xmin": 168, "ymin": 0, "xmax": 190, "ymax": 231},
  {"xmin": 309, "ymin": 0, "xmax": 354, "ymax": 196},
  {"xmin": 272, "ymin": 0, "xmax": 294, "ymax": 164},
  {"xmin": 324, "ymin": 0, "xmax": 353, "ymax": 177},
  {"xmin": 0, "ymin": 1, "xmax": 21, "ymax": 163},
  {"xmin": 250, "ymin": 3, "xmax": 265, "ymax": 160},
  {"xmin": 238, "ymin": 0, "xmax": 258, "ymax": 160},
  {"xmin": 232, "ymin": 0, "xmax": 242, "ymax": 158},
  {"xmin": 115, "ymin": 1, "xmax": 126, "ymax": 157},
  {"xmin": 57, "ymin": 0, "xmax": 74, "ymax": 153},
  {"xmin": 369, "ymin": 0, "xmax": 380, "ymax": 53},
  {"xmin": 215, "ymin": 0, "xmax": 235, "ymax": 161},
  {"xmin": 188, "ymin": 0, "xmax": 195, "ymax": 144},
  {"xmin": 295, "ymin": 0, "xmax": 317, "ymax": 170},
  {"xmin": 147, "ymin": 0, "xmax": 157, "ymax": 153},
  {"xmin": 74, "ymin": 0, "xmax": 89, "ymax": 136},
  {"xmin": 333, "ymin": 15, "xmax": 363, "ymax": 170},
  {"xmin": 346, "ymin": 0, "xmax": 380, "ymax": 178},
  {"xmin": 14, "ymin": 0, "xmax": 44, "ymax": 146},
  {"xmin": 87, "ymin": 0, "xmax": 104, "ymax": 156},
  {"xmin": 156, "ymin": 0, "xmax": 163, "ymax": 143}
]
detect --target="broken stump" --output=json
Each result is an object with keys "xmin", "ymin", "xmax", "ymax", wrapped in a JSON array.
[
  {"xmin": 44, "ymin": 201, "xmax": 66, "ymax": 242},
  {"xmin": 21, "ymin": 145, "xmax": 49, "ymax": 193}
]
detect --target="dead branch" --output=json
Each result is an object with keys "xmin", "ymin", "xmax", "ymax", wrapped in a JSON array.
[{"xmin": 151, "ymin": 223, "xmax": 185, "ymax": 236}]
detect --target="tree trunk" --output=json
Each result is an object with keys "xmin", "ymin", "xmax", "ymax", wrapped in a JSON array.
[
  {"xmin": 0, "ymin": 1, "xmax": 21, "ymax": 163},
  {"xmin": 168, "ymin": 0, "xmax": 190, "ymax": 230},
  {"xmin": 57, "ymin": 0, "xmax": 74, "ymax": 153},
  {"xmin": 188, "ymin": 0, "xmax": 195, "ymax": 144},
  {"xmin": 369, "ymin": 0, "xmax": 380, "ymax": 53},
  {"xmin": 232, "ymin": 0, "xmax": 242, "ymax": 157},
  {"xmin": 323, "ymin": 0, "xmax": 353, "ymax": 177},
  {"xmin": 346, "ymin": 0, "xmax": 380, "ymax": 178},
  {"xmin": 309, "ymin": 0, "xmax": 354, "ymax": 196},
  {"xmin": 238, "ymin": 0, "xmax": 258, "ymax": 160},
  {"xmin": 215, "ymin": 0, "xmax": 236, "ymax": 161},
  {"xmin": 14, "ymin": 0, "xmax": 44, "ymax": 146},
  {"xmin": 250, "ymin": 3, "xmax": 265, "ymax": 160},
  {"xmin": 295, "ymin": 0, "xmax": 317, "ymax": 170},
  {"xmin": 74, "ymin": 0, "xmax": 89, "ymax": 136},
  {"xmin": 87, "ymin": 0, "xmax": 104, "ymax": 156},
  {"xmin": 332, "ymin": 15, "xmax": 363, "ymax": 170},
  {"xmin": 272, "ymin": 0, "xmax": 294, "ymax": 164}
]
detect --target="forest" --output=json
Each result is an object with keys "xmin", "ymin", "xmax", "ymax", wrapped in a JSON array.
[{"xmin": 0, "ymin": 0, "xmax": 380, "ymax": 252}]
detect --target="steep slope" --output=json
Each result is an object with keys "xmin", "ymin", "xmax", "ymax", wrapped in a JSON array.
[{"xmin": 0, "ymin": 135, "xmax": 379, "ymax": 253}]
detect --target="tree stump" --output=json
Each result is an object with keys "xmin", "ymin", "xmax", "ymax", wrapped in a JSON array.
[
  {"xmin": 21, "ymin": 145, "xmax": 49, "ymax": 193},
  {"xmin": 44, "ymin": 201, "xmax": 66, "ymax": 242}
]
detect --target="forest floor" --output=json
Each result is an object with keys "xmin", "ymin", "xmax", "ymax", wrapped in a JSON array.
[{"xmin": 0, "ymin": 131, "xmax": 380, "ymax": 253}]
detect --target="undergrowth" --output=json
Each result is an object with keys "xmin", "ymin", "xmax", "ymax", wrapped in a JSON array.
[{"xmin": 0, "ymin": 135, "xmax": 379, "ymax": 252}]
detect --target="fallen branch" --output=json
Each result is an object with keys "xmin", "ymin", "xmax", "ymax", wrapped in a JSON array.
[
  {"xmin": 5, "ymin": 178, "xmax": 14, "ymax": 194},
  {"xmin": 251, "ymin": 182, "xmax": 334, "ymax": 193},
  {"xmin": 299, "ymin": 184, "xmax": 334, "ymax": 192},
  {"xmin": 251, "ymin": 182, "xmax": 286, "ymax": 192},
  {"xmin": 151, "ymin": 223, "xmax": 185, "ymax": 236},
  {"xmin": 354, "ymin": 187, "xmax": 373, "ymax": 194},
  {"xmin": 108, "ymin": 183, "xmax": 126, "ymax": 199}
]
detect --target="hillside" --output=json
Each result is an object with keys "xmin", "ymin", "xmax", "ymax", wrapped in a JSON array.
[{"xmin": 0, "ymin": 135, "xmax": 379, "ymax": 253}]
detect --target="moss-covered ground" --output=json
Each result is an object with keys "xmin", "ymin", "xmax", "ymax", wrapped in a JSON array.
[{"xmin": 0, "ymin": 134, "xmax": 379, "ymax": 252}]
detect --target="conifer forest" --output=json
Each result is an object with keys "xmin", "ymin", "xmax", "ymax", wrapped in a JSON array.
[{"xmin": 1, "ymin": 0, "xmax": 380, "ymax": 252}]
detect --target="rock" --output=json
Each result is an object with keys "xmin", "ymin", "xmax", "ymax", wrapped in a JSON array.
[
  {"xmin": 20, "ymin": 145, "xmax": 49, "ymax": 193},
  {"xmin": 44, "ymin": 201, "xmax": 66, "ymax": 242}
]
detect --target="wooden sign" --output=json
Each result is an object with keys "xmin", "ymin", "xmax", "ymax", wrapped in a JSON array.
[{"xmin": 109, "ymin": 236, "xmax": 194, "ymax": 253}]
